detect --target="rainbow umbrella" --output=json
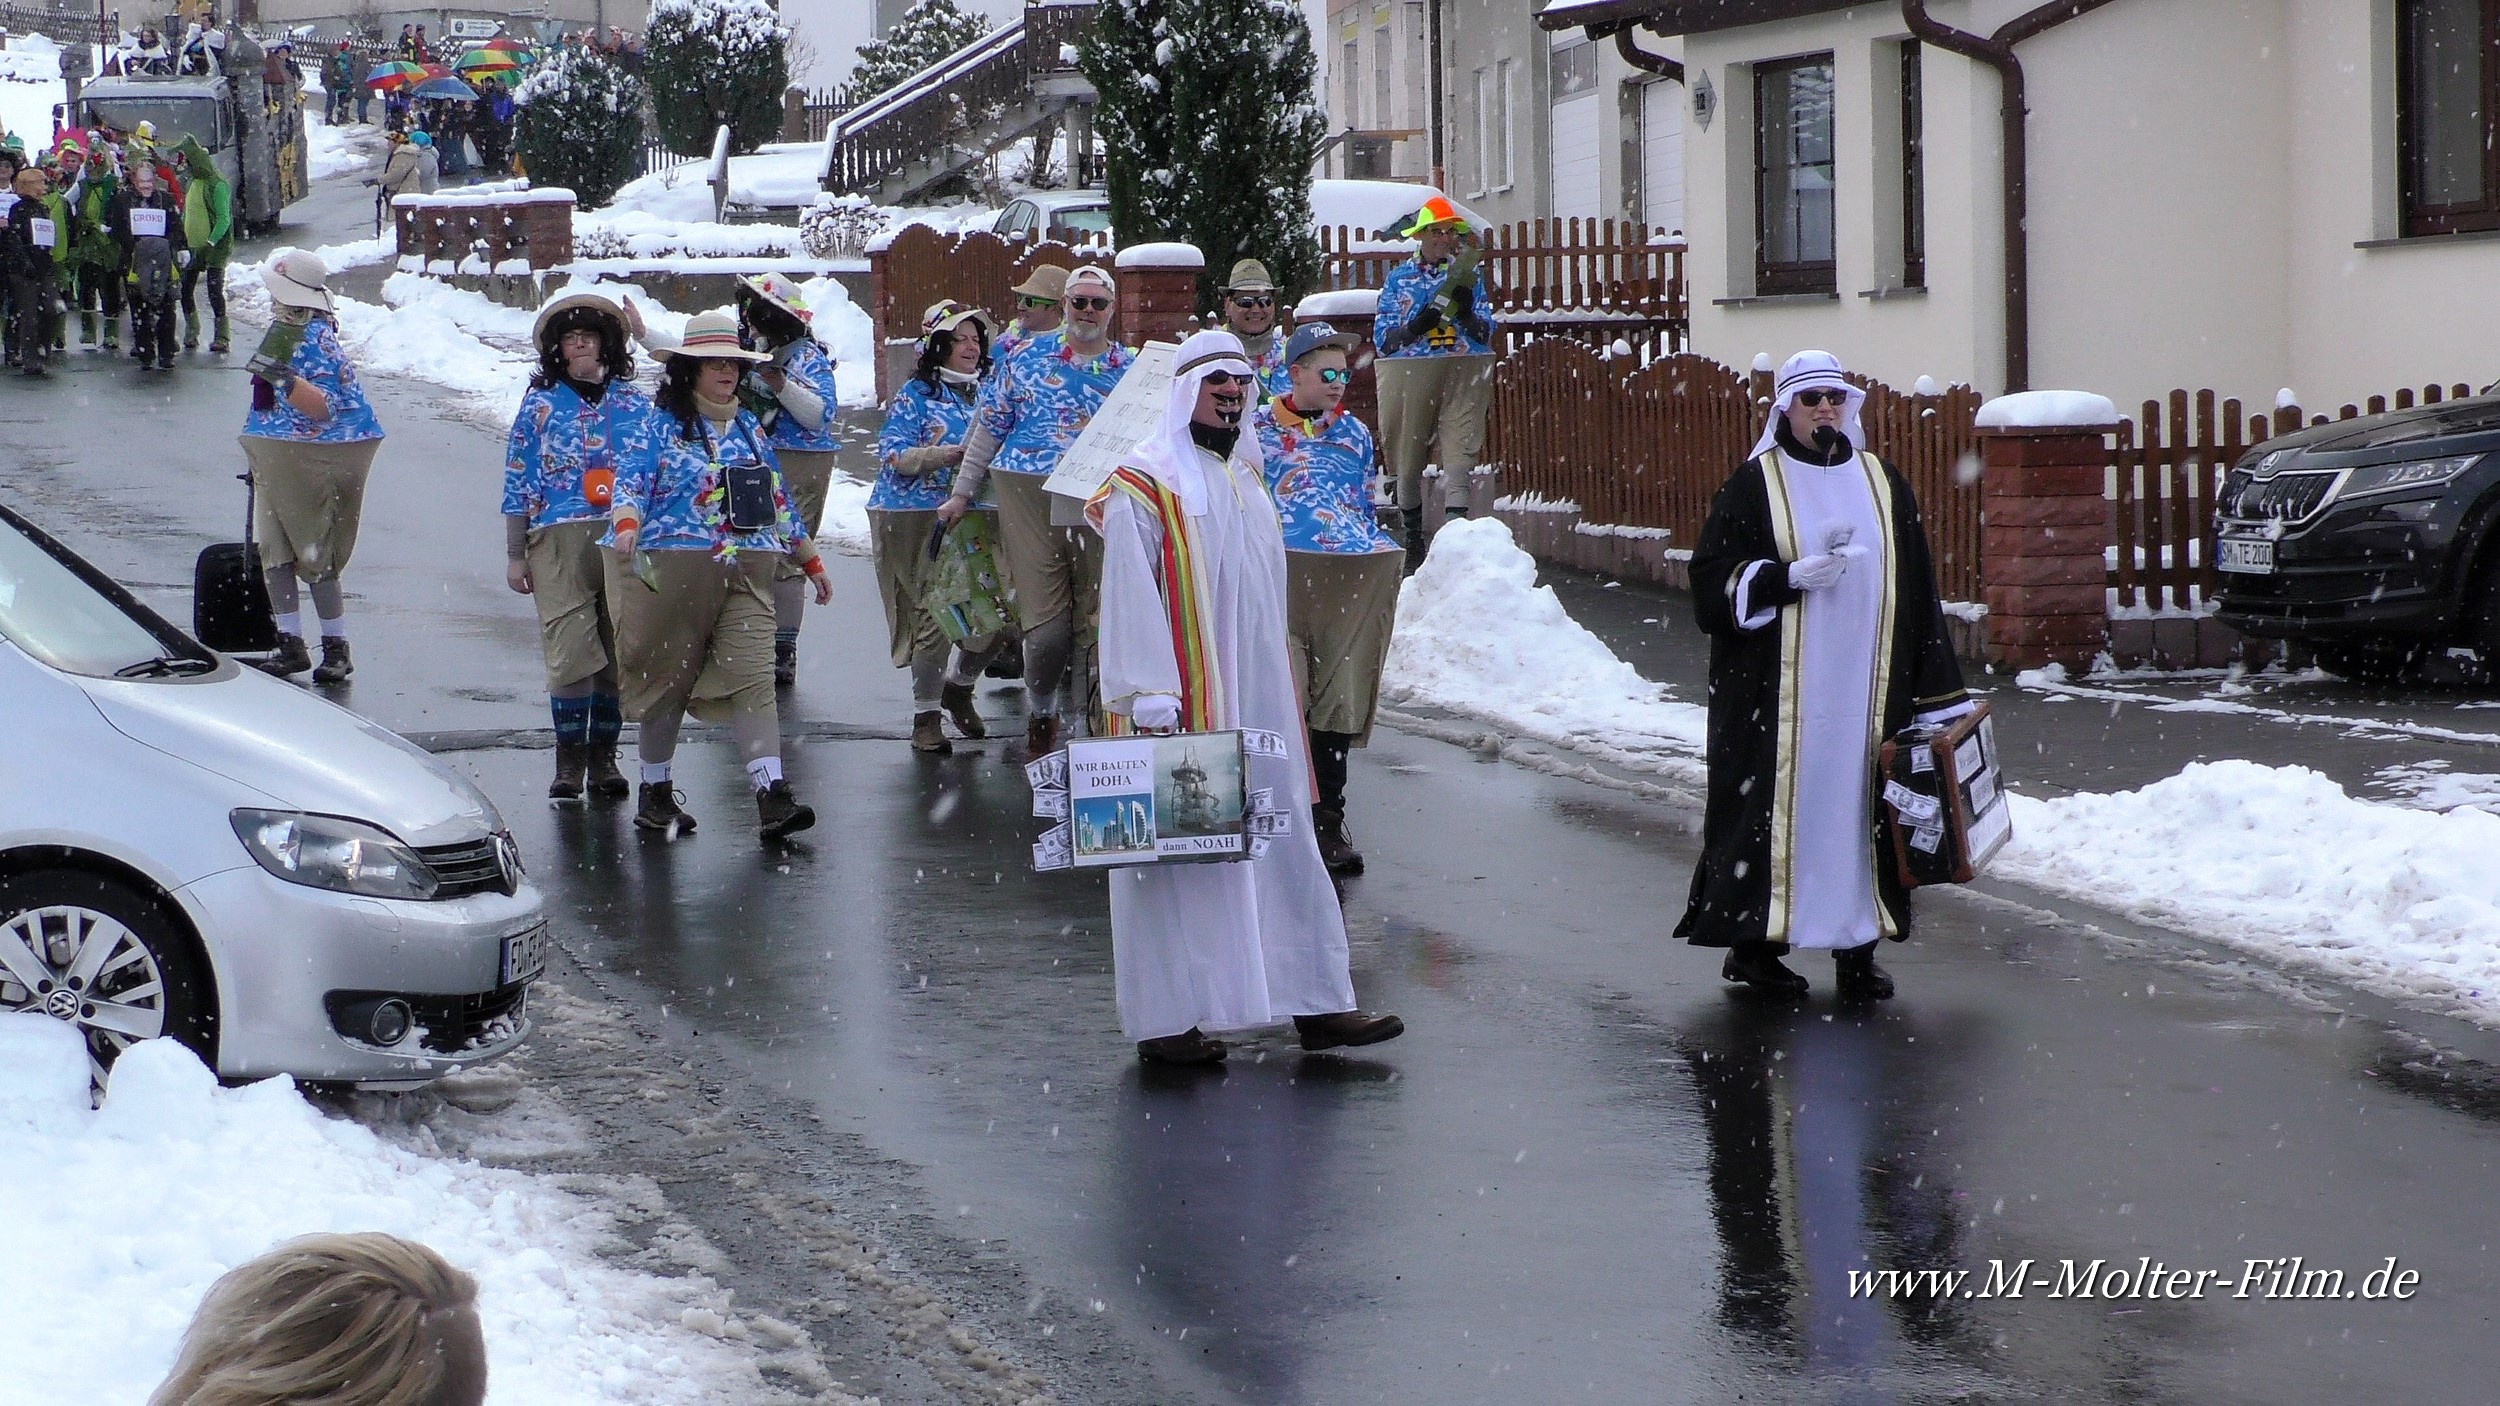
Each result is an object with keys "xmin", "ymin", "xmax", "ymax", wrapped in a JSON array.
[
  {"xmin": 364, "ymin": 60, "xmax": 427, "ymax": 91},
  {"xmin": 453, "ymin": 48, "xmax": 520, "ymax": 74}
]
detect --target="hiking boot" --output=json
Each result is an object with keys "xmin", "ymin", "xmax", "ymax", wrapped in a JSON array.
[
  {"xmin": 1313, "ymin": 806, "xmax": 1364, "ymax": 877},
  {"xmin": 78, "ymin": 311, "xmax": 95, "ymax": 347},
  {"xmin": 1137, "ymin": 1027, "xmax": 1227, "ymax": 1066},
  {"xmin": 1294, "ymin": 1010, "xmax": 1404, "ymax": 1051},
  {"xmin": 940, "ymin": 680, "xmax": 986, "ymax": 739},
  {"xmin": 1721, "ymin": 942, "xmax": 1809, "ymax": 997},
  {"xmin": 756, "ymin": 780, "xmax": 816, "ymax": 841},
  {"xmin": 310, "ymin": 637, "xmax": 353, "ymax": 685},
  {"xmin": 548, "ymin": 741, "xmax": 588, "ymax": 800},
  {"xmin": 254, "ymin": 632, "xmax": 313, "ymax": 677},
  {"xmin": 634, "ymin": 782, "xmax": 695, "ymax": 833},
  {"xmin": 587, "ymin": 745, "xmax": 631, "ymax": 799},
  {"xmin": 773, "ymin": 637, "xmax": 797, "ymax": 688},
  {"xmin": 911, "ymin": 710, "xmax": 953, "ymax": 755},
  {"xmin": 210, "ymin": 316, "xmax": 230, "ymax": 354},
  {"xmin": 1835, "ymin": 942, "xmax": 1897, "ymax": 1001},
  {"xmin": 1400, "ymin": 507, "xmax": 1427, "ymax": 575},
  {"xmin": 1025, "ymin": 711, "xmax": 1060, "ymax": 758},
  {"xmin": 154, "ymin": 353, "xmax": 174, "ymax": 372},
  {"xmin": 182, "ymin": 319, "xmax": 199, "ymax": 351}
]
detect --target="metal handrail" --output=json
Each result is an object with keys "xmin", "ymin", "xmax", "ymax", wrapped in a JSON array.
[{"xmin": 822, "ymin": 19, "xmax": 1028, "ymax": 196}]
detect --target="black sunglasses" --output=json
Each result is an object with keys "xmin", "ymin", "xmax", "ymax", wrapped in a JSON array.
[
  {"xmin": 1066, "ymin": 295, "xmax": 1113, "ymax": 312},
  {"xmin": 1202, "ymin": 371, "xmax": 1254, "ymax": 388},
  {"xmin": 1228, "ymin": 294, "xmax": 1274, "ymax": 308},
  {"xmin": 1794, "ymin": 388, "xmax": 1848, "ymax": 408}
]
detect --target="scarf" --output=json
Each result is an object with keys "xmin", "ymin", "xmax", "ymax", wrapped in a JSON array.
[
  {"xmin": 562, "ymin": 373, "xmax": 608, "ymax": 404},
  {"xmin": 694, "ymin": 392, "xmax": 738, "ymax": 429},
  {"xmin": 937, "ymin": 365, "xmax": 981, "ymax": 389}
]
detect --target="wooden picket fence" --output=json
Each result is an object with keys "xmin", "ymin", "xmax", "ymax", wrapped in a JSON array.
[
  {"xmin": 2112, "ymin": 380, "xmax": 2484, "ymax": 613},
  {"xmin": 1318, "ymin": 217, "xmax": 1688, "ymax": 360},
  {"xmin": 867, "ymin": 223, "xmax": 1113, "ymax": 401},
  {"xmin": 1482, "ymin": 341, "xmax": 1985, "ymax": 602}
]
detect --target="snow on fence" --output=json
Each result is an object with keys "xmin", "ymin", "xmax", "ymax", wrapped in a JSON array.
[
  {"xmin": 866, "ymin": 222, "xmax": 1112, "ymax": 400},
  {"xmin": 1317, "ymin": 217, "xmax": 1688, "ymax": 361},
  {"xmin": 393, "ymin": 186, "xmax": 574, "ymax": 273}
]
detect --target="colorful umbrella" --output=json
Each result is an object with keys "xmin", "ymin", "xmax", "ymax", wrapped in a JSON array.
[
  {"xmin": 479, "ymin": 35, "xmax": 534, "ymax": 53},
  {"xmin": 410, "ymin": 75, "xmax": 479, "ymax": 101},
  {"xmin": 364, "ymin": 60, "xmax": 427, "ymax": 91},
  {"xmin": 453, "ymin": 48, "xmax": 520, "ymax": 74}
]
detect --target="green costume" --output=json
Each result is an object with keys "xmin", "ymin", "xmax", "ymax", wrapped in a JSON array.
[{"xmin": 176, "ymin": 137, "xmax": 232, "ymax": 352}]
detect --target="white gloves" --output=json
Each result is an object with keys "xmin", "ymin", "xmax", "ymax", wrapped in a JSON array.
[
  {"xmin": 1788, "ymin": 553, "xmax": 1847, "ymax": 591},
  {"xmin": 1129, "ymin": 694, "xmax": 1182, "ymax": 732}
]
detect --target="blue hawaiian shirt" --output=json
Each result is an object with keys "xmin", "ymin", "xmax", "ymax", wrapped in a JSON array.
[
  {"xmin": 1241, "ymin": 331, "xmax": 1290, "ymax": 403},
  {"xmin": 759, "ymin": 336, "xmax": 842, "ymax": 453},
  {"xmin": 990, "ymin": 318, "xmax": 1039, "ymax": 368},
  {"xmin": 873, "ymin": 376, "xmax": 981, "ymax": 512},
  {"xmin": 975, "ymin": 329, "xmax": 1134, "ymax": 478},
  {"xmin": 1253, "ymin": 400, "xmax": 1398, "ymax": 555},
  {"xmin": 1375, "ymin": 256, "xmax": 1494, "ymax": 360},
  {"xmin": 242, "ymin": 315, "xmax": 385, "ymax": 442},
  {"xmin": 609, "ymin": 409, "xmax": 807, "ymax": 559},
  {"xmin": 501, "ymin": 380, "xmax": 659, "ymax": 529}
]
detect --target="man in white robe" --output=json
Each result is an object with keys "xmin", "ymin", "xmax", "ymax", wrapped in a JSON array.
[{"xmin": 1086, "ymin": 329, "xmax": 1405, "ymax": 1064}]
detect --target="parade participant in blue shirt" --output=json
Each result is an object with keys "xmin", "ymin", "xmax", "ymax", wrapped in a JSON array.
[
  {"xmin": 1373, "ymin": 196, "xmax": 1497, "ymax": 570},
  {"xmin": 940, "ymin": 261, "xmax": 1132, "ymax": 756},
  {"xmin": 1217, "ymin": 258, "xmax": 1289, "ymax": 402},
  {"xmin": 990, "ymin": 261, "xmax": 1067, "ymax": 367},
  {"xmin": 241, "ymin": 250, "xmax": 385, "ymax": 686},
  {"xmin": 733, "ymin": 273, "xmax": 844, "ymax": 687},
  {"xmin": 607, "ymin": 311, "xmax": 828, "ymax": 844},
  {"xmin": 1252, "ymin": 321, "xmax": 1403, "ymax": 876},
  {"xmin": 871, "ymin": 300, "xmax": 1010, "ymax": 754},
  {"xmin": 502, "ymin": 291, "xmax": 656, "ymax": 802}
]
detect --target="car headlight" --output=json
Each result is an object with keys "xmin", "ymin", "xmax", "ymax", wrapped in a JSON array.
[
  {"xmin": 2339, "ymin": 454, "xmax": 2479, "ymax": 500},
  {"xmin": 230, "ymin": 809, "xmax": 440, "ymax": 901}
]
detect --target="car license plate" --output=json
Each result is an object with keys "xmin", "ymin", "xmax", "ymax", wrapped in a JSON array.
[
  {"xmin": 2216, "ymin": 537, "xmax": 2275, "ymax": 574},
  {"xmin": 500, "ymin": 925, "xmax": 548, "ymax": 986}
]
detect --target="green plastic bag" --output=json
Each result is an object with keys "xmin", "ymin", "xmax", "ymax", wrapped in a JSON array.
[{"xmin": 924, "ymin": 514, "xmax": 1009, "ymax": 644}]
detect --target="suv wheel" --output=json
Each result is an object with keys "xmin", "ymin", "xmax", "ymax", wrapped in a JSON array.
[
  {"xmin": 2310, "ymin": 640, "xmax": 2422, "ymax": 686},
  {"xmin": 0, "ymin": 870, "xmax": 214, "ymax": 1089}
]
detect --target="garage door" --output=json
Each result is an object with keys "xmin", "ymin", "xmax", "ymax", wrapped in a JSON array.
[{"xmin": 1641, "ymin": 79, "xmax": 1683, "ymax": 235}]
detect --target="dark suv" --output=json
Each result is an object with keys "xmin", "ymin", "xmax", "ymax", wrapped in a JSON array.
[{"xmin": 2212, "ymin": 393, "xmax": 2500, "ymax": 681}]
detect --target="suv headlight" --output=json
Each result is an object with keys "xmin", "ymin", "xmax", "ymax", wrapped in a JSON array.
[
  {"xmin": 2339, "ymin": 454, "xmax": 2479, "ymax": 500},
  {"xmin": 230, "ymin": 809, "xmax": 441, "ymax": 901}
]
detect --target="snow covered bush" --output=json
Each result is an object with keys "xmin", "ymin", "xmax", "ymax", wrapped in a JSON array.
[
  {"xmin": 1080, "ymin": 0, "xmax": 1326, "ymax": 308},
  {"xmin": 644, "ymin": 0, "xmax": 790, "ymax": 158},
  {"xmin": 513, "ymin": 47, "xmax": 648, "ymax": 209},
  {"xmin": 801, "ymin": 193, "xmax": 890, "ymax": 259},
  {"xmin": 848, "ymin": 0, "xmax": 990, "ymax": 97}
]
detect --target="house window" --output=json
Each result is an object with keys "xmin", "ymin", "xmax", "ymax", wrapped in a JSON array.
[
  {"xmin": 1342, "ymin": 38, "xmax": 1361, "ymax": 127},
  {"xmin": 1756, "ymin": 54, "xmax": 1836, "ymax": 294},
  {"xmin": 1374, "ymin": 24, "xmax": 1392, "ymax": 134},
  {"xmin": 2399, "ymin": 0, "xmax": 2500, "ymax": 234},
  {"xmin": 1901, "ymin": 40, "xmax": 1925, "ymax": 287},
  {"xmin": 1479, "ymin": 57, "xmax": 1512, "ymax": 191},
  {"xmin": 1472, "ymin": 65, "xmax": 1491, "ymax": 194}
]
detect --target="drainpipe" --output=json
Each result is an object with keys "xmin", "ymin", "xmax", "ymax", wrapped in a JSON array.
[
  {"xmin": 1427, "ymin": 0, "xmax": 1445, "ymax": 188},
  {"xmin": 1611, "ymin": 23, "xmax": 1681, "ymax": 84},
  {"xmin": 1899, "ymin": 0, "xmax": 2121, "ymax": 394}
]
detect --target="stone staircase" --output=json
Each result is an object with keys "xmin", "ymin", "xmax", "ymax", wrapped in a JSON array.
[{"xmin": 820, "ymin": 0, "xmax": 1096, "ymax": 206}]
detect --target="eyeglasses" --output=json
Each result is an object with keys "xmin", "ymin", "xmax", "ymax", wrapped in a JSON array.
[
  {"xmin": 1793, "ymin": 389, "xmax": 1848, "ymax": 408},
  {"xmin": 1201, "ymin": 371, "xmax": 1253, "ymax": 388},
  {"xmin": 1066, "ymin": 295, "xmax": 1113, "ymax": 312},
  {"xmin": 1312, "ymin": 366, "xmax": 1350, "ymax": 384},
  {"xmin": 1018, "ymin": 295, "xmax": 1056, "ymax": 309},
  {"xmin": 1228, "ymin": 294, "xmax": 1274, "ymax": 308}
]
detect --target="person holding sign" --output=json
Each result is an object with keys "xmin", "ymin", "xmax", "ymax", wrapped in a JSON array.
[
  {"xmin": 1676, "ymin": 350, "xmax": 1971, "ymax": 1000},
  {"xmin": 1087, "ymin": 328, "xmax": 1403, "ymax": 1066},
  {"xmin": 2, "ymin": 164, "xmax": 63, "ymax": 377},
  {"xmin": 609, "ymin": 311, "xmax": 831, "ymax": 844},
  {"xmin": 942, "ymin": 263, "xmax": 1133, "ymax": 758},
  {"xmin": 1373, "ymin": 197, "xmax": 1495, "ymax": 570},
  {"xmin": 107, "ymin": 158, "xmax": 184, "ymax": 371}
]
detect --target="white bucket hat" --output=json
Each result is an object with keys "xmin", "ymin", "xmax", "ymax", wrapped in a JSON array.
[
  {"xmin": 530, "ymin": 289, "xmax": 625, "ymax": 348},
  {"xmin": 261, "ymin": 249, "xmax": 335, "ymax": 314},
  {"xmin": 649, "ymin": 308, "xmax": 772, "ymax": 364}
]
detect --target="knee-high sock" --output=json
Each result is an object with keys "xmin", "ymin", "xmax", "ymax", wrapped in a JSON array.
[
  {"xmin": 588, "ymin": 687, "xmax": 623, "ymax": 747},
  {"xmin": 550, "ymin": 694, "xmax": 592, "ymax": 746},
  {"xmin": 1023, "ymin": 613, "xmax": 1073, "ymax": 716}
]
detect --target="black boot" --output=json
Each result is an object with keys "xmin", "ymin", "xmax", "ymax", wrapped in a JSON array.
[
  {"xmin": 1308, "ymin": 730, "xmax": 1361, "ymax": 875},
  {"xmin": 773, "ymin": 636, "xmax": 797, "ymax": 688},
  {"xmin": 635, "ymin": 782, "xmax": 696, "ymax": 833},
  {"xmin": 1835, "ymin": 942, "xmax": 1897, "ymax": 1000},
  {"xmin": 1137, "ymin": 1027, "xmax": 1227, "ymax": 1065},
  {"xmin": 311, "ymin": 637, "xmax": 353, "ymax": 685},
  {"xmin": 757, "ymin": 779, "xmax": 816, "ymax": 841},
  {"xmin": 254, "ymin": 632, "xmax": 313, "ymax": 677},
  {"xmin": 548, "ymin": 742, "xmax": 588, "ymax": 800},
  {"xmin": 586, "ymin": 745, "xmax": 631, "ymax": 799},
  {"xmin": 1294, "ymin": 1010, "xmax": 1403, "ymax": 1050},
  {"xmin": 940, "ymin": 680, "xmax": 987, "ymax": 739},
  {"xmin": 1313, "ymin": 804, "xmax": 1363, "ymax": 877},
  {"xmin": 1400, "ymin": 506, "xmax": 1428, "ymax": 575},
  {"xmin": 1722, "ymin": 941, "xmax": 1809, "ymax": 997}
]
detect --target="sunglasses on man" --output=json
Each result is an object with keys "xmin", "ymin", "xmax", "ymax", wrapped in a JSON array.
[
  {"xmin": 1018, "ymin": 295, "xmax": 1056, "ymax": 310},
  {"xmin": 1066, "ymin": 295, "xmax": 1113, "ymax": 312},
  {"xmin": 1201, "ymin": 371, "xmax": 1254, "ymax": 388},
  {"xmin": 1228, "ymin": 294, "xmax": 1274, "ymax": 308},
  {"xmin": 1793, "ymin": 389, "xmax": 1847, "ymax": 408}
]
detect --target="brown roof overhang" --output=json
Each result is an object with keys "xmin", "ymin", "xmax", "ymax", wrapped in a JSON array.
[{"xmin": 1534, "ymin": 0, "xmax": 1862, "ymax": 38}]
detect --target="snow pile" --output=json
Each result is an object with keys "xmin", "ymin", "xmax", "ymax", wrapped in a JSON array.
[
  {"xmin": 574, "ymin": 209, "xmax": 804, "ymax": 261},
  {"xmin": 816, "ymin": 474, "xmax": 871, "ymax": 556},
  {"xmin": 1996, "ymin": 760, "xmax": 2500, "ymax": 1019},
  {"xmin": 1973, "ymin": 390, "xmax": 2120, "ymax": 429},
  {"xmin": 303, "ymin": 104, "xmax": 383, "ymax": 182},
  {"xmin": 0, "ymin": 39, "xmax": 65, "ymax": 141},
  {"xmin": 602, "ymin": 164, "xmax": 720, "ymax": 222},
  {"xmin": 1294, "ymin": 288, "xmax": 1379, "ymax": 320},
  {"xmin": 1114, "ymin": 241, "xmax": 1204, "ymax": 270},
  {"xmin": 0, "ymin": 1017, "xmax": 809, "ymax": 1405},
  {"xmin": 1382, "ymin": 518, "xmax": 1707, "ymax": 768}
]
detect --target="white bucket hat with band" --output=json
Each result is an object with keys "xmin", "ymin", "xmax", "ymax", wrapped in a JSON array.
[
  {"xmin": 261, "ymin": 249, "xmax": 335, "ymax": 314},
  {"xmin": 921, "ymin": 298, "xmax": 995, "ymax": 341},
  {"xmin": 531, "ymin": 289, "xmax": 625, "ymax": 347},
  {"xmin": 650, "ymin": 308, "xmax": 772, "ymax": 364}
]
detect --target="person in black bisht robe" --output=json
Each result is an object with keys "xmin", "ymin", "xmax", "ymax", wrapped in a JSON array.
[{"xmin": 1675, "ymin": 351, "xmax": 1970, "ymax": 998}]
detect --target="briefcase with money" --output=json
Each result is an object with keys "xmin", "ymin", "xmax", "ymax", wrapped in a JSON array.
[{"xmin": 1876, "ymin": 700, "xmax": 2012, "ymax": 888}]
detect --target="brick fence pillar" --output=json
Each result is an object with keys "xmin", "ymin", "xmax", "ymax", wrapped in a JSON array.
[
  {"xmin": 1290, "ymin": 294, "xmax": 1379, "ymax": 429},
  {"xmin": 1978, "ymin": 416, "xmax": 2118, "ymax": 673},
  {"xmin": 1112, "ymin": 242, "xmax": 1204, "ymax": 348},
  {"xmin": 781, "ymin": 85, "xmax": 808, "ymax": 143},
  {"xmin": 867, "ymin": 236, "xmax": 892, "ymax": 406}
]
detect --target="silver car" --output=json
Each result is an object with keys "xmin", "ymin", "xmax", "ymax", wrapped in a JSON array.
[{"xmin": 0, "ymin": 504, "xmax": 545, "ymax": 1090}]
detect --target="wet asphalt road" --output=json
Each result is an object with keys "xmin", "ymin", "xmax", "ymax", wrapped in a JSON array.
[{"xmin": 10, "ymin": 174, "xmax": 2500, "ymax": 1401}]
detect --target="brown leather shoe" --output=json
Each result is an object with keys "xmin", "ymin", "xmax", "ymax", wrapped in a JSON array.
[
  {"xmin": 1025, "ymin": 711, "xmax": 1060, "ymax": 758},
  {"xmin": 635, "ymin": 783, "xmax": 696, "ymax": 834},
  {"xmin": 1136, "ymin": 1027, "xmax": 1228, "ymax": 1065},
  {"xmin": 911, "ymin": 710, "xmax": 953, "ymax": 755},
  {"xmin": 548, "ymin": 741, "xmax": 587, "ymax": 800},
  {"xmin": 1293, "ymin": 1010, "xmax": 1404, "ymax": 1051},
  {"xmin": 310, "ymin": 637, "xmax": 353, "ymax": 685},
  {"xmin": 586, "ymin": 746, "xmax": 631, "ymax": 799},
  {"xmin": 254, "ymin": 632, "xmax": 313, "ymax": 677},
  {"xmin": 940, "ymin": 680, "xmax": 986, "ymax": 738},
  {"xmin": 756, "ymin": 780, "xmax": 816, "ymax": 841}
]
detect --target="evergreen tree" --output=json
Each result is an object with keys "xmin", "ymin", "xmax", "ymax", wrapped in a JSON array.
[
  {"xmin": 644, "ymin": 0, "xmax": 791, "ymax": 158},
  {"xmin": 1080, "ymin": 0, "xmax": 1325, "ymax": 308},
  {"xmin": 849, "ymin": 0, "xmax": 992, "ymax": 97},
  {"xmin": 512, "ymin": 47, "xmax": 648, "ymax": 209}
]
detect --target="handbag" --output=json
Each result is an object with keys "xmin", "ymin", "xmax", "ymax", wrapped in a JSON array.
[
  {"xmin": 1876, "ymin": 699, "xmax": 2013, "ymax": 888},
  {"xmin": 922, "ymin": 514, "xmax": 1009, "ymax": 644},
  {"xmin": 712, "ymin": 422, "xmax": 780, "ymax": 533},
  {"xmin": 193, "ymin": 470, "xmax": 277, "ymax": 652}
]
